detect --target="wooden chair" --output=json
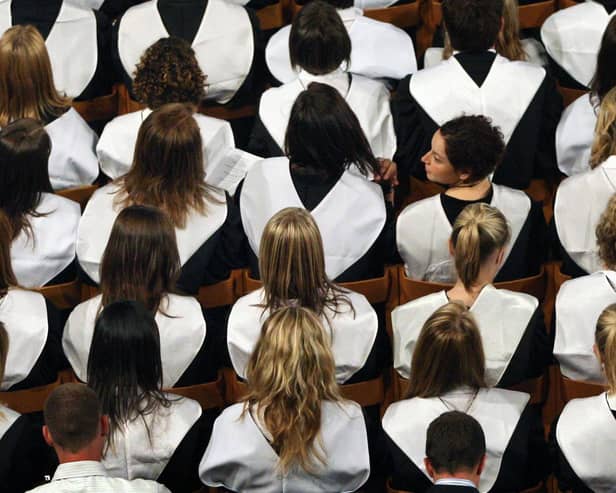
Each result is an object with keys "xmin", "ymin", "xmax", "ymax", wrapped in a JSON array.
[
  {"xmin": 525, "ymin": 178, "xmax": 557, "ymax": 223},
  {"xmin": 0, "ymin": 375, "xmax": 62, "ymax": 413},
  {"xmin": 553, "ymin": 263, "xmax": 572, "ymax": 294},
  {"xmin": 509, "ymin": 374, "xmax": 549, "ymax": 406},
  {"xmin": 197, "ymin": 270, "xmax": 242, "ymax": 309},
  {"xmin": 386, "ymin": 479, "xmax": 410, "ymax": 493},
  {"xmin": 557, "ymin": 84, "xmax": 588, "ymax": 108},
  {"xmin": 560, "ymin": 376, "xmax": 606, "ymax": 403},
  {"xmin": 256, "ymin": 2, "xmax": 287, "ymax": 31},
  {"xmin": 72, "ymin": 85, "xmax": 119, "ymax": 123},
  {"xmin": 56, "ymin": 184, "xmax": 98, "ymax": 211},
  {"xmin": 166, "ymin": 372, "xmax": 226, "ymax": 410},
  {"xmin": 558, "ymin": 0, "xmax": 578, "ymax": 9},
  {"xmin": 36, "ymin": 279, "xmax": 82, "ymax": 310},
  {"xmin": 362, "ymin": 2, "xmax": 421, "ymax": 30},
  {"xmin": 517, "ymin": 1, "xmax": 555, "ymax": 30}
]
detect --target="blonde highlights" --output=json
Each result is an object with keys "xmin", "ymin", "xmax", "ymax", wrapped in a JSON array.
[
  {"xmin": 590, "ymin": 86, "xmax": 616, "ymax": 169},
  {"xmin": 596, "ymin": 194, "xmax": 616, "ymax": 269},
  {"xmin": 596, "ymin": 304, "xmax": 616, "ymax": 393},
  {"xmin": 451, "ymin": 203, "xmax": 510, "ymax": 290},
  {"xmin": 243, "ymin": 306, "xmax": 343, "ymax": 473}
]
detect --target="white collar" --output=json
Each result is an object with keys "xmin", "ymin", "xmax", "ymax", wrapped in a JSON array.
[
  {"xmin": 297, "ymin": 69, "xmax": 350, "ymax": 97},
  {"xmin": 435, "ymin": 478, "xmax": 478, "ymax": 488},
  {"xmin": 53, "ymin": 461, "xmax": 108, "ymax": 481}
]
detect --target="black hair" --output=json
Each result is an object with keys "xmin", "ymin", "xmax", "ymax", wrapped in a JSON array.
[
  {"xmin": 442, "ymin": 0, "xmax": 503, "ymax": 52},
  {"xmin": 426, "ymin": 411, "xmax": 486, "ymax": 474},
  {"xmin": 289, "ymin": 0, "xmax": 351, "ymax": 75},
  {"xmin": 439, "ymin": 115, "xmax": 505, "ymax": 183},
  {"xmin": 284, "ymin": 82, "xmax": 379, "ymax": 178},
  {"xmin": 591, "ymin": 16, "xmax": 616, "ymax": 103}
]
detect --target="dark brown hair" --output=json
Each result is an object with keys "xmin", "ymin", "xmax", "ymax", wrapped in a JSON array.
[
  {"xmin": 0, "ymin": 210, "xmax": 17, "ymax": 298},
  {"xmin": 442, "ymin": 0, "xmax": 503, "ymax": 52},
  {"xmin": 591, "ymin": 17, "xmax": 616, "ymax": 103}
]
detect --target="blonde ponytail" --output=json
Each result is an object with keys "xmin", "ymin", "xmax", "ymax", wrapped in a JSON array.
[
  {"xmin": 451, "ymin": 203, "xmax": 511, "ymax": 290},
  {"xmin": 590, "ymin": 86, "xmax": 616, "ymax": 169},
  {"xmin": 596, "ymin": 304, "xmax": 616, "ymax": 393}
]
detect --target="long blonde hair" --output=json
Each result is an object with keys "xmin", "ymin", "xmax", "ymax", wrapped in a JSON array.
[
  {"xmin": 0, "ymin": 25, "xmax": 70, "ymax": 127},
  {"xmin": 596, "ymin": 194, "xmax": 616, "ymax": 270},
  {"xmin": 590, "ymin": 86, "xmax": 616, "ymax": 169},
  {"xmin": 596, "ymin": 304, "xmax": 616, "ymax": 394},
  {"xmin": 450, "ymin": 203, "xmax": 511, "ymax": 290},
  {"xmin": 243, "ymin": 306, "xmax": 343, "ymax": 473}
]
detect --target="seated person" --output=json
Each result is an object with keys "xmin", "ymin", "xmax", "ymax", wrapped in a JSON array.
[
  {"xmin": 394, "ymin": 203, "xmax": 549, "ymax": 388},
  {"xmin": 201, "ymin": 306, "xmax": 370, "ymax": 492},
  {"xmin": 396, "ymin": 115, "xmax": 546, "ymax": 282},
  {"xmin": 80, "ymin": 0, "xmax": 146, "ymax": 19},
  {"xmin": 28, "ymin": 383, "xmax": 170, "ymax": 492},
  {"xmin": 393, "ymin": 0, "xmax": 561, "ymax": 188}
]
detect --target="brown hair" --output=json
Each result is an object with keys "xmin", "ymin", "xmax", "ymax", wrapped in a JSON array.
[
  {"xmin": 243, "ymin": 306, "xmax": 343, "ymax": 473},
  {"xmin": 596, "ymin": 303, "xmax": 616, "ymax": 394},
  {"xmin": 0, "ymin": 211, "xmax": 17, "ymax": 298},
  {"xmin": 596, "ymin": 194, "xmax": 616, "ymax": 269},
  {"xmin": 0, "ymin": 25, "xmax": 70, "ymax": 127},
  {"xmin": 451, "ymin": 203, "xmax": 511, "ymax": 289},
  {"xmin": 116, "ymin": 103, "xmax": 218, "ymax": 228},
  {"xmin": 0, "ymin": 322, "xmax": 7, "ymax": 387},
  {"xmin": 406, "ymin": 302, "xmax": 486, "ymax": 398},
  {"xmin": 590, "ymin": 86, "xmax": 616, "ymax": 169},
  {"xmin": 100, "ymin": 205, "xmax": 180, "ymax": 313}
]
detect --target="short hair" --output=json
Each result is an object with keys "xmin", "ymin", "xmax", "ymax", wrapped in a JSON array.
[
  {"xmin": 426, "ymin": 411, "xmax": 486, "ymax": 475},
  {"xmin": 591, "ymin": 16, "xmax": 616, "ymax": 103},
  {"xmin": 442, "ymin": 0, "xmax": 503, "ymax": 52},
  {"xmin": 44, "ymin": 383, "xmax": 102, "ymax": 454},
  {"xmin": 439, "ymin": 115, "xmax": 505, "ymax": 183}
]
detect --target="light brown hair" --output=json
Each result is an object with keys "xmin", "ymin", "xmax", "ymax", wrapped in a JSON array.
[
  {"xmin": 596, "ymin": 194, "xmax": 616, "ymax": 269},
  {"xmin": 590, "ymin": 86, "xmax": 616, "ymax": 169},
  {"xmin": 0, "ymin": 210, "xmax": 17, "ymax": 298},
  {"xmin": 243, "ymin": 306, "xmax": 343, "ymax": 473},
  {"xmin": 406, "ymin": 302, "xmax": 487, "ymax": 398},
  {"xmin": 596, "ymin": 303, "xmax": 616, "ymax": 394},
  {"xmin": 0, "ymin": 25, "xmax": 70, "ymax": 127},
  {"xmin": 451, "ymin": 203, "xmax": 511, "ymax": 290}
]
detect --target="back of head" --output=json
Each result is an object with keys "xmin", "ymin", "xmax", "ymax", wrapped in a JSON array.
[
  {"xmin": 0, "ymin": 211, "xmax": 16, "ymax": 296},
  {"xmin": 596, "ymin": 194, "xmax": 616, "ymax": 270},
  {"xmin": 590, "ymin": 86, "xmax": 616, "ymax": 168},
  {"xmin": 133, "ymin": 37, "xmax": 206, "ymax": 108},
  {"xmin": 426, "ymin": 411, "xmax": 486, "ymax": 476},
  {"xmin": 100, "ymin": 205, "xmax": 180, "ymax": 312},
  {"xmin": 596, "ymin": 303, "xmax": 616, "ymax": 394},
  {"xmin": 0, "ymin": 25, "xmax": 69, "ymax": 127},
  {"xmin": 407, "ymin": 302, "xmax": 486, "ymax": 398},
  {"xmin": 285, "ymin": 82, "xmax": 378, "ymax": 178},
  {"xmin": 442, "ymin": 0, "xmax": 503, "ymax": 52},
  {"xmin": 44, "ymin": 383, "xmax": 102, "ymax": 454},
  {"xmin": 122, "ymin": 102, "xmax": 208, "ymax": 228},
  {"xmin": 591, "ymin": 16, "xmax": 616, "ymax": 103},
  {"xmin": 451, "ymin": 203, "xmax": 511, "ymax": 290},
  {"xmin": 245, "ymin": 305, "xmax": 342, "ymax": 473},
  {"xmin": 289, "ymin": 1, "xmax": 351, "ymax": 75},
  {"xmin": 439, "ymin": 115, "xmax": 505, "ymax": 183}
]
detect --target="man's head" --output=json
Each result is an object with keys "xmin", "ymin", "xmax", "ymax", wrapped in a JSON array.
[
  {"xmin": 442, "ymin": 0, "xmax": 503, "ymax": 52},
  {"xmin": 43, "ymin": 383, "xmax": 108, "ymax": 461},
  {"xmin": 424, "ymin": 411, "xmax": 486, "ymax": 485}
]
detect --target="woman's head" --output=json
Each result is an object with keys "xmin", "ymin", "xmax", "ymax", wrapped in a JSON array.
[
  {"xmin": 0, "ymin": 211, "xmax": 17, "ymax": 297},
  {"xmin": 285, "ymin": 82, "xmax": 378, "ymax": 178},
  {"xmin": 119, "ymin": 103, "xmax": 211, "ymax": 228},
  {"xmin": 591, "ymin": 17, "xmax": 616, "ymax": 103},
  {"xmin": 422, "ymin": 115, "xmax": 505, "ymax": 186},
  {"xmin": 450, "ymin": 203, "xmax": 511, "ymax": 289},
  {"xmin": 590, "ymin": 86, "xmax": 616, "ymax": 168},
  {"xmin": 100, "ymin": 205, "xmax": 180, "ymax": 313},
  {"xmin": 244, "ymin": 306, "xmax": 341, "ymax": 473},
  {"xmin": 133, "ymin": 37, "xmax": 206, "ymax": 108},
  {"xmin": 407, "ymin": 302, "xmax": 486, "ymax": 398},
  {"xmin": 0, "ymin": 25, "xmax": 69, "ymax": 127},
  {"xmin": 289, "ymin": 0, "xmax": 351, "ymax": 75},
  {"xmin": 595, "ymin": 303, "xmax": 616, "ymax": 393},
  {"xmin": 596, "ymin": 194, "xmax": 616, "ymax": 269}
]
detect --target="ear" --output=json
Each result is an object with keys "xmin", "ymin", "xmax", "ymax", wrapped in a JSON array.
[
  {"xmin": 593, "ymin": 343, "xmax": 603, "ymax": 366},
  {"xmin": 495, "ymin": 247, "xmax": 505, "ymax": 267},
  {"xmin": 458, "ymin": 169, "xmax": 472, "ymax": 183},
  {"xmin": 100, "ymin": 415, "xmax": 110, "ymax": 437},
  {"xmin": 424, "ymin": 458, "xmax": 437, "ymax": 480},
  {"xmin": 448, "ymin": 238, "xmax": 455, "ymax": 257},
  {"xmin": 476, "ymin": 454, "xmax": 487, "ymax": 476},
  {"xmin": 42, "ymin": 425, "xmax": 54, "ymax": 447}
]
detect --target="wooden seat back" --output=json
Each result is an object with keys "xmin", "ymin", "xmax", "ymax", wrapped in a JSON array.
[
  {"xmin": 72, "ymin": 85, "xmax": 119, "ymax": 123},
  {"xmin": 197, "ymin": 271, "xmax": 241, "ymax": 309},
  {"xmin": 560, "ymin": 376, "xmax": 606, "ymax": 403},
  {"xmin": 166, "ymin": 372, "xmax": 226, "ymax": 410},
  {"xmin": 0, "ymin": 377, "xmax": 62, "ymax": 413},
  {"xmin": 36, "ymin": 279, "xmax": 83, "ymax": 310},
  {"xmin": 57, "ymin": 184, "xmax": 98, "ymax": 212}
]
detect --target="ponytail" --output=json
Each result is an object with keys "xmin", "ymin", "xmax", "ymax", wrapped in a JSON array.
[{"xmin": 596, "ymin": 303, "xmax": 616, "ymax": 393}]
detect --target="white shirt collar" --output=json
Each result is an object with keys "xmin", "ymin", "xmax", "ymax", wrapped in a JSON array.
[
  {"xmin": 435, "ymin": 478, "xmax": 478, "ymax": 488},
  {"xmin": 53, "ymin": 461, "xmax": 108, "ymax": 481}
]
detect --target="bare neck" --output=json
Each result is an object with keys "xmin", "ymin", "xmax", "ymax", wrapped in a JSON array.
[
  {"xmin": 54, "ymin": 444, "xmax": 102, "ymax": 465},
  {"xmin": 445, "ymin": 178, "xmax": 491, "ymax": 201}
]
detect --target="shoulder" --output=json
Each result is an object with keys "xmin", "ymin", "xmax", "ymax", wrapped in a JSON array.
[
  {"xmin": 3, "ymin": 288, "xmax": 47, "ymax": 310},
  {"xmin": 67, "ymin": 295, "xmax": 102, "ymax": 324},
  {"xmin": 231, "ymin": 288, "xmax": 264, "ymax": 312},
  {"xmin": 490, "ymin": 287, "xmax": 539, "ymax": 311},
  {"xmin": 542, "ymin": 1, "xmax": 605, "ymax": 33},
  {"xmin": 39, "ymin": 193, "xmax": 81, "ymax": 217},
  {"xmin": 392, "ymin": 291, "xmax": 447, "ymax": 322},
  {"xmin": 194, "ymin": 113, "xmax": 232, "ymax": 134},
  {"xmin": 323, "ymin": 400, "xmax": 364, "ymax": 422},
  {"xmin": 161, "ymin": 293, "xmax": 203, "ymax": 315},
  {"xmin": 397, "ymin": 194, "xmax": 440, "ymax": 224},
  {"xmin": 351, "ymin": 74, "xmax": 390, "ymax": 97},
  {"xmin": 102, "ymin": 110, "xmax": 147, "ymax": 132},
  {"xmin": 482, "ymin": 387, "xmax": 530, "ymax": 409}
]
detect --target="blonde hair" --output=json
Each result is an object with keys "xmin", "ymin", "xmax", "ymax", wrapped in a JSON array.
[
  {"xmin": 590, "ymin": 86, "xmax": 616, "ymax": 169},
  {"xmin": 406, "ymin": 302, "xmax": 486, "ymax": 398},
  {"xmin": 443, "ymin": 0, "xmax": 525, "ymax": 61},
  {"xmin": 243, "ymin": 306, "xmax": 343, "ymax": 473},
  {"xmin": 0, "ymin": 25, "xmax": 70, "ymax": 127},
  {"xmin": 596, "ymin": 194, "xmax": 616, "ymax": 269},
  {"xmin": 259, "ymin": 208, "xmax": 351, "ymax": 316},
  {"xmin": 596, "ymin": 304, "xmax": 616, "ymax": 393},
  {"xmin": 450, "ymin": 203, "xmax": 511, "ymax": 290}
]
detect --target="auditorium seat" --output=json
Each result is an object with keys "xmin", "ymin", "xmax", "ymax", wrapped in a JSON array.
[
  {"xmin": 57, "ymin": 184, "xmax": 98, "ymax": 212},
  {"xmin": 166, "ymin": 372, "xmax": 226, "ymax": 411},
  {"xmin": 256, "ymin": 2, "xmax": 288, "ymax": 30},
  {"xmin": 0, "ymin": 369, "xmax": 74, "ymax": 413},
  {"xmin": 197, "ymin": 271, "xmax": 241, "ymax": 309},
  {"xmin": 560, "ymin": 375, "xmax": 606, "ymax": 403},
  {"xmin": 72, "ymin": 85, "xmax": 119, "ymax": 124},
  {"xmin": 36, "ymin": 279, "xmax": 83, "ymax": 311}
]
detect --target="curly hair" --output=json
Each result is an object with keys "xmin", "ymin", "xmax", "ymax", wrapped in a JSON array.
[
  {"xmin": 590, "ymin": 86, "xmax": 616, "ymax": 169},
  {"xmin": 133, "ymin": 37, "xmax": 206, "ymax": 109},
  {"xmin": 596, "ymin": 194, "xmax": 616, "ymax": 269}
]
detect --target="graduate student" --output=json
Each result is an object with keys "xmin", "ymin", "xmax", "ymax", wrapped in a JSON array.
[
  {"xmin": 393, "ymin": 0, "xmax": 561, "ymax": 188},
  {"xmin": 78, "ymin": 103, "xmax": 245, "ymax": 294},
  {"xmin": 64, "ymin": 205, "xmax": 217, "ymax": 388},
  {"xmin": 0, "ymin": 119, "xmax": 80, "ymax": 288},
  {"xmin": 383, "ymin": 302, "xmax": 548, "ymax": 493},
  {"xmin": 201, "ymin": 306, "xmax": 370, "ymax": 492},
  {"xmin": 396, "ymin": 115, "xmax": 546, "ymax": 282},
  {"xmin": 240, "ymin": 82, "xmax": 395, "ymax": 283},
  {"xmin": 393, "ymin": 203, "xmax": 549, "ymax": 388},
  {"xmin": 552, "ymin": 303, "xmax": 616, "ymax": 492},
  {"xmin": 0, "ymin": 26, "xmax": 99, "ymax": 190},
  {"xmin": 251, "ymin": 0, "xmax": 396, "ymax": 160}
]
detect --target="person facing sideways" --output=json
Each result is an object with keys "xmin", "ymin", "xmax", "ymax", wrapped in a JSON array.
[
  {"xmin": 251, "ymin": 0, "xmax": 397, "ymax": 160},
  {"xmin": 423, "ymin": 411, "xmax": 487, "ymax": 493},
  {"xmin": 26, "ymin": 383, "xmax": 171, "ymax": 493},
  {"xmin": 556, "ymin": 16, "xmax": 616, "ymax": 177},
  {"xmin": 265, "ymin": 0, "xmax": 416, "ymax": 85},
  {"xmin": 0, "ymin": 119, "xmax": 80, "ymax": 288},
  {"xmin": 396, "ymin": 115, "xmax": 546, "ymax": 283},
  {"xmin": 393, "ymin": 203, "xmax": 550, "ymax": 389},
  {"xmin": 200, "ymin": 306, "xmax": 370, "ymax": 492},
  {"xmin": 240, "ymin": 82, "xmax": 397, "ymax": 283},
  {"xmin": 382, "ymin": 302, "xmax": 548, "ymax": 493},
  {"xmin": 554, "ymin": 194, "xmax": 616, "ymax": 383},
  {"xmin": 228, "ymin": 207, "xmax": 387, "ymax": 383},
  {"xmin": 541, "ymin": 0, "xmax": 616, "ymax": 90},
  {"xmin": 78, "ymin": 103, "xmax": 246, "ymax": 294},
  {"xmin": 551, "ymin": 303, "xmax": 616, "ymax": 493},
  {"xmin": 64, "ymin": 205, "xmax": 217, "ymax": 388},
  {"xmin": 0, "ymin": 25, "xmax": 99, "ymax": 189},
  {"xmin": 393, "ymin": 0, "xmax": 562, "ymax": 189},
  {"xmin": 86, "ymin": 301, "xmax": 212, "ymax": 492},
  {"xmin": 114, "ymin": 0, "xmax": 260, "ymax": 105}
]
